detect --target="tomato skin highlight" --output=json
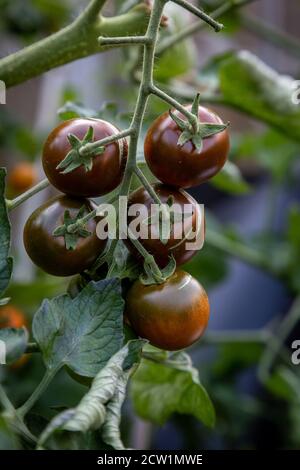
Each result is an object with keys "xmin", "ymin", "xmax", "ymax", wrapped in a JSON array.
[
  {"xmin": 8, "ymin": 162, "xmax": 38, "ymax": 195},
  {"xmin": 125, "ymin": 183, "xmax": 203, "ymax": 268},
  {"xmin": 23, "ymin": 195, "xmax": 107, "ymax": 277},
  {"xmin": 144, "ymin": 106, "xmax": 230, "ymax": 188},
  {"xmin": 42, "ymin": 118, "xmax": 128, "ymax": 197},
  {"xmin": 126, "ymin": 270, "xmax": 210, "ymax": 351}
]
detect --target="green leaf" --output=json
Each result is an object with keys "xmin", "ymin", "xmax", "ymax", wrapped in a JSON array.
[
  {"xmin": 97, "ymin": 102, "xmax": 119, "ymax": 122},
  {"xmin": 0, "ymin": 169, "xmax": 13, "ymax": 298},
  {"xmin": 210, "ymin": 161, "xmax": 250, "ymax": 194},
  {"xmin": 217, "ymin": 51, "xmax": 300, "ymax": 141},
  {"xmin": 131, "ymin": 351, "xmax": 215, "ymax": 427},
  {"xmin": 58, "ymin": 101, "xmax": 98, "ymax": 120},
  {"xmin": 0, "ymin": 327, "xmax": 28, "ymax": 364},
  {"xmin": 38, "ymin": 340, "xmax": 145, "ymax": 448},
  {"xmin": 236, "ymin": 130, "xmax": 298, "ymax": 182},
  {"xmin": 101, "ymin": 374, "xmax": 127, "ymax": 450},
  {"xmin": 58, "ymin": 101, "xmax": 119, "ymax": 123},
  {"xmin": 32, "ymin": 279, "xmax": 124, "ymax": 376}
]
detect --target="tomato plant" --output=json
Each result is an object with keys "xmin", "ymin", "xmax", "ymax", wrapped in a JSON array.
[
  {"xmin": 23, "ymin": 195, "xmax": 107, "ymax": 276},
  {"xmin": 126, "ymin": 270, "xmax": 209, "ymax": 350},
  {"xmin": 42, "ymin": 118, "xmax": 128, "ymax": 197},
  {"xmin": 0, "ymin": 0, "xmax": 299, "ymax": 455},
  {"xmin": 144, "ymin": 105, "xmax": 230, "ymax": 188}
]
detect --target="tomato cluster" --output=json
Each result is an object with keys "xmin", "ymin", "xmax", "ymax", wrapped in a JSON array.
[
  {"xmin": 24, "ymin": 118, "xmax": 126, "ymax": 277},
  {"xmin": 22, "ymin": 105, "xmax": 229, "ymax": 351}
]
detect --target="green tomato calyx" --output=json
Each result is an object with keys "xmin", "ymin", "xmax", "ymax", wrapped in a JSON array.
[
  {"xmin": 56, "ymin": 126, "xmax": 104, "ymax": 174},
  {"xmin": 140, "ymin": 255, "xmax": 176, "ymax": 286},
  {"xmin": 170, "ymin": 93, "xmax": 229, "ymax": 153},
  {"xmin": 53, "ymin": 207, "xmax": 91, "ymax": 250}
]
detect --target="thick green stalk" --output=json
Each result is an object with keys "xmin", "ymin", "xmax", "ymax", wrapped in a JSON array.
[
  {"xmin": 0, "ymin": 384, "xmax": 15, "ymax": 413},
  {"xmin": 17, "ymin": 366, "xmax": 61, "ymax": 419},
  {"xmin": 6, "ymin": 178, "xmax": 50, "ymax": 211},
  {"xmin": 0, "ymin": 6, "xmax": 150, "ymax": 88}
]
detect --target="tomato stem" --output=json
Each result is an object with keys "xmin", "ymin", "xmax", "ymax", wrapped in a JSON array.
[
  {"xmin": 171, "ymin": 0, "xmax": 223, "ymax": 32},
  {"xmin": 80, "ymin": 0, "xmax": 107, "ymax": 24},
  {"xmin": 150, "ymin": 84, "xmax": 199, "ymax": 132},
  {"xmin": 0, "ymin": 384, "xmax": 16, "ymax": 414},
  {"xmin": 88, "ymin": 0, "xmax": 226, "ymax": 281},
  {"xmin": 79, "ymin": 128, "xmax": 132, "ymax": 157},
  {"xmin": 0, "ymin": 2, "xmax": 150, "ymax": 88},
  {"xmin": 6, "ymin": 178, "xmax": 50, "ymax": 212},
  {"xmin": 98, "ymin": 36, "xmax": 151, "ymax": 46},
  {"xmin": 157, "ymin": 0, "xmax": 255, "ymax": 55},
  {"xmin": 134, "ymin": 167, "xmax": 162, "ymax": 206},
  {"xmin": 17, "ymin": 365, "xmax": 61, "ymax": 419}
]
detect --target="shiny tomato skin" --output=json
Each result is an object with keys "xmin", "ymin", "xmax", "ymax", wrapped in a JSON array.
[
  {"xmin": 125, "ymin": 183, "xmax": 203, "ymax": 267},
  {"xmin": 23, "ymin": 195, "xmax": 107, "ymax": 277},
  {"xmin": 42, "ymin": 118, "xmax": 128, "ymax": 197},
  {"xmin": 126, "ymin": 270, "xmax": 210, "ymax": 351},
  {"xmin": 8, "ymin": 162, "xmax": 38, "ymax": 195},
  {"xmin": 144, "ymin": 106, "xmax": 230, "ymax": 188}
]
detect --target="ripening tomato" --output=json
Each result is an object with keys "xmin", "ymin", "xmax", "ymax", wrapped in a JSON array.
[
  {"xmin": 144, "ymin": 106, "xmax": 230, "ymax": 188},
  {"xmin": 126, "ymin": 270, "xmax": 210, "ymax": 351},
  {"xmin": 0, "ymin": 305, "xmax": 27, "ymax": 329},
  {"xmin": 7, "ymin": 162, "xmax": 38, "ymax": 195},
  {"xmin": 42, "ymin": 118, "xmax": 128, "ymax": 197},
  {"xmin": 125, "ymin": 183, "xmax": 204, "ymax": 267},
  {"xmin": 0, "ymin": 305, "xmax": 29, "ymax": 368},
  {"xmin": 23, "ymin": 195, "xmax": 107, "ymax": 276}
]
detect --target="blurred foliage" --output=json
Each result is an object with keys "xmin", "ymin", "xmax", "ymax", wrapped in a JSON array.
[
  {"xmin": 0, "ymin": 0, "xmax": 71, "ymax": 40},
  {"xmin": 0, "ymin": 109, "xmax": 41, "ymax": 161},
  {"xmin": 199, "ymin": 50, "xmax": 300, "ymax": 141},
  {"xmin": 234, "ymin": 130, "xmax": 299, "ymax": 183}
]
